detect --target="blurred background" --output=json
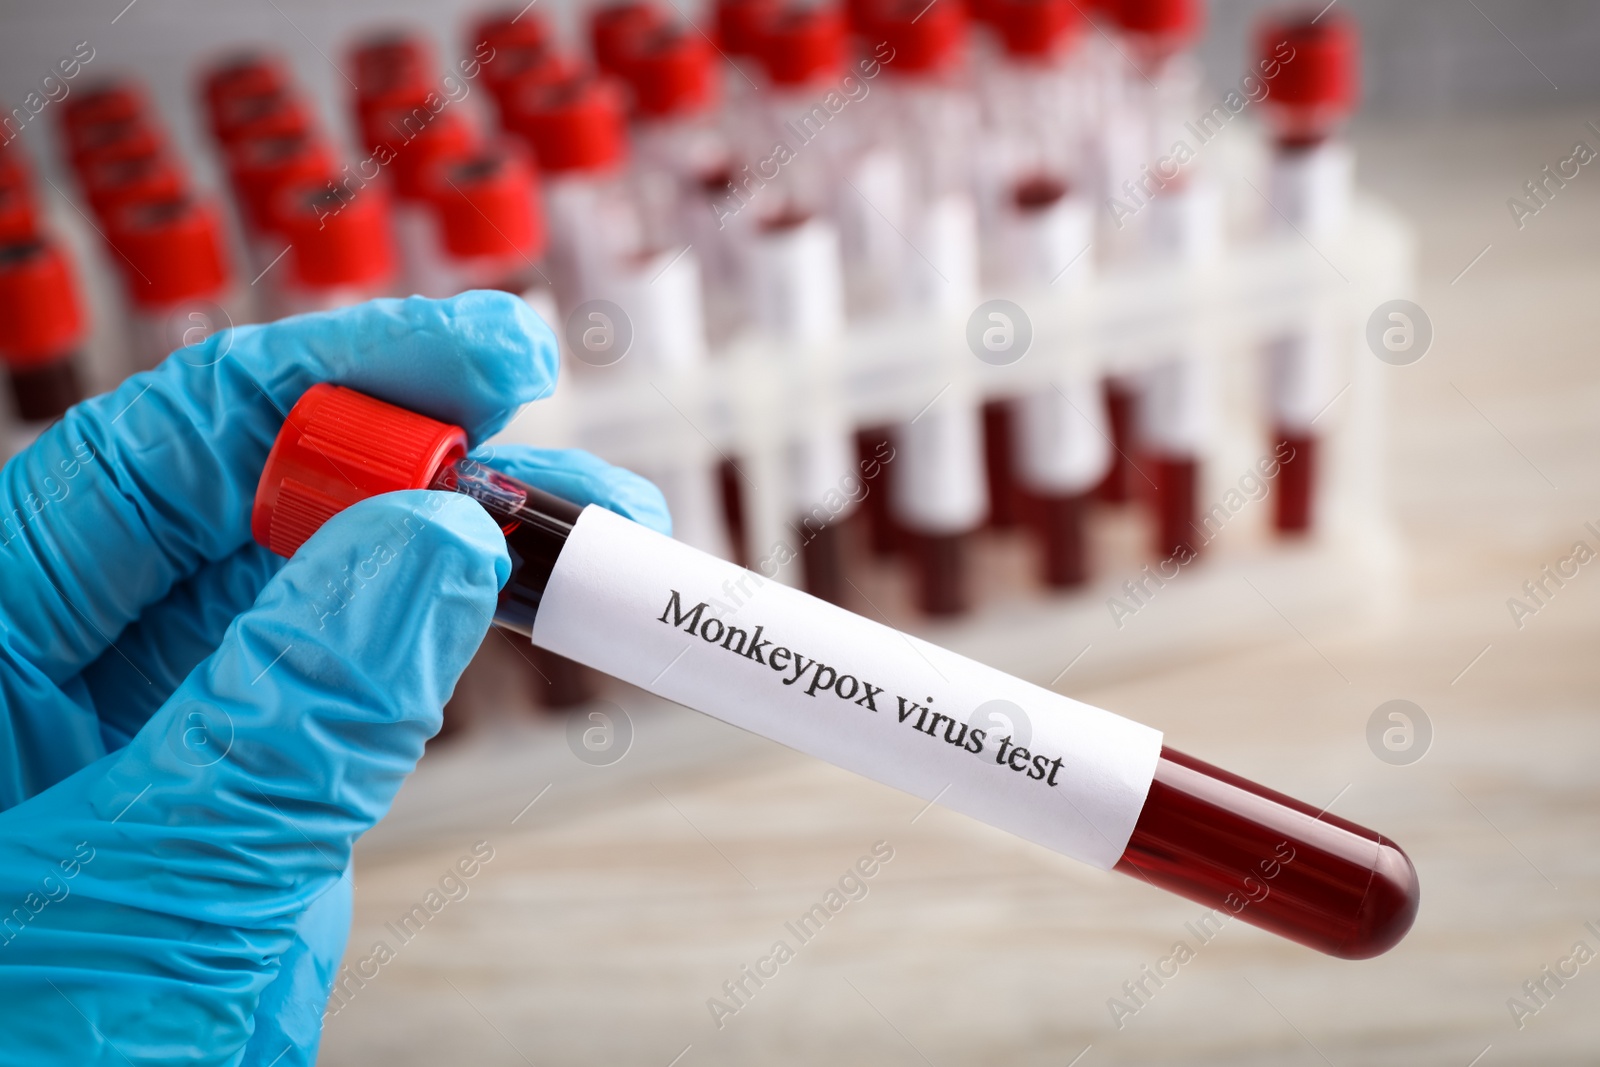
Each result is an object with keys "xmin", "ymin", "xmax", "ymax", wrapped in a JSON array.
[{"xmin": 2, "ymin": 0, "xmax": 1598, "ymax": 1064}]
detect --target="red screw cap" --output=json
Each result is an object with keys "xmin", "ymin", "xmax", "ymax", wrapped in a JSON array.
[
  {"xmin": 872, "ymin": 0, "xmax": 967, "ymax": 75},
  {"xmin": 0, "ymin": 185, "xmax": 34, "ymax": 245},
  {"xmin": 428, "ymin": 142, "xmax": 545, "ymax": 260},
  {"xmin": 589, "ymin": 1, "xmax": 669, "ymax": 76},
  {"xmin": 276, "ymin": 181, "xmax": 396, "ymax": 290},
  {"xmin": 0, "ymin": 239, "xmax": 86, "ymax": 370},
  {"xmin": 85, "ymin": 152, "xmax": 187, "ymax": 223},
  {"xmin": 993, "ymin": 0, "xmax": 1084, "ymax": 58},
  {"xmin": 68, "ymin": 117, "xmax": 163, "ymax": 173},
  {"xmin": 253, "ymin": 383, "xmax": 468, "ymax": 558},
  {"xmin": 350, "ymin": 30, "xmax": 435, "ymax": 97},
  {"xmin": 378, "ymin": 107, "xmax": 476, "ymax": 200},
  {"xmin": 717, "ymin": 0, "xmax": 781, "ymax": 56},
  {"xmin": 757, "ymin": 5, "xmax": 845, "ymax": 87},
  {"xmin": 1113, "ymin": 0, "xmax": 1202, "ymax": 41},
  {"xmin": 627, "ymin": 25, "xmax": 718, "ymax": 116},
  {"xmin": 202, "ymin": 51, "xmax": 291, "ymax": 119},
  {"xmin": 470, "ymin": 8, "xmax": 553, "ymax": 54},
  {"xmin": 213, "ymin": 89, "xmax": 313, "ymax": 149},
  {"xmin": 509, "ymin": 74, "xmax": 628, "ymax": 174},
  {"xmin": 483, "ymin": 43, "xmax": 582, "ymax": 117},
  {"xmin": 111, "ymin": 195, "xmax": 231, "ymax": 307},
  {"xmin": 228, "ymin": 132, "xmax": 334, "ymax": 233},
  {"xmin": 1259, "ymin": 10, "xmax": 1358, "ymax": 113},
  {"xmin": 61, "ymin": 80, "xmax": 147, "ymax": 136}
]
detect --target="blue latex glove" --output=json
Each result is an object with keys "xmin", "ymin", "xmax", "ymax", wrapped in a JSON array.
[{"xmin": 0, "ymin": 292, "xmax": 669, "ymax": 1066}]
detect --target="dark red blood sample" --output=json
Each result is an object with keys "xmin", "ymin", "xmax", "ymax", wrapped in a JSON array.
[
  {"xmin": 982, "ymin": 398, "xmax": 1020, "ymax": 529},
  {"xmin": 1273, "ymin": 432, "xmax": 1315, "ymax": 534},
  {"xmin": 1150, "ymin": 453, "xmax": 1198, "ymax": 560},
  {"xmin": 1118, "ymin": 747, "xmax": 1419, "ymax": 959},
  {"xmin": 1013, "ymin": 173, "xmax": 1068, "ymax": 211},
  {"xmin": 799, "ymin": 518, "xmax": 849, "ymax": 606},
  {"xmin": 1095, "ymin": 378, "xmax": 1137, "ymax": 503},
  {"xmin": 9, "ymin": 359, "xmax": 84, "ymax": 423},
  {"xmin": 717, "ymin": 457, "xmax": 750, "ymax": 568},
  {"xmin": 906, "ymin": 530, "xmax": 969, "ymax": 616},
  {"xmin": 855, "ymin": 426, "xmax": 899, "ymax": 557},
  {"xmin": 1032, "ymin": 491, "xmax": 1090, "ymax": 587}
]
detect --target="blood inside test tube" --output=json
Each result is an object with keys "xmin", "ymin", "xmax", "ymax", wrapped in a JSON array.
[{"xmin": 253, "ymin": 384, "xmax": 1420, "ymax": 960}]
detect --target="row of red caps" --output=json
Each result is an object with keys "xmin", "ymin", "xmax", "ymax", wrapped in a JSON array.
[{"xmin": 0, "ymin": 0, "xmax": 1357, "ymax": 399}]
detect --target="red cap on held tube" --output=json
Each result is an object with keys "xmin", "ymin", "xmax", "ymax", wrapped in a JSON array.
[
  {"xmin": 202, "ymin": 51, "xmax": 291, "ymax": 118},
  {"xmin": 993, "ymin": 0, "xmax": 1084, "ymax": 57},
  {"xmin": 1113, "ymin": 0, "xmax": 1202, "ymax": 41},
  {"xmin": 509, "ymin": 75, "xmax": 627, "ymax": 173},
  {"xmin": 252, "ymin": 383, "xmax": 467, "ymax": 558},
  {"xmin": 428, "ymin": 144, "xmax": 544, "ymax": 260},
  {"xmin": 1258, "ymin": 10, "xmax": 1358, "ymax": 113},
  {"xmin": 0, "ymin": 240, "xmax": 86, "ymax": 369},
  {"xmin": 627, "ymin": 26, "xmax": 718, "ymax": 116},
  {"xmin": 589, "ymin": 1, "xmax": 669, "ymax": 75},
  {"xmin": 85, "ymin": 152, "xmax": 187, "ymax": 222},
  {"xmin": 717, "ymin": 0, "xmax": 781, "ymax": 56},
  {"xmin": 872, "ymin": 0, "xmax": 967, "ymax": 75},
  {"xmin": 276, "ymin": 181, "xmax": 396, "ymax": 290},
  {"xmin": 61, "ymin": 80, "xmax": 147, "ymax": 135},
  {"xmin": 111, "ymin": 195, "xmax": 230, "ymax": 307},
  {"xmin": 757, "ymin": 5, "xmax": 845, "ymax": 86},
  {"xmin": 229, "ymin": 132, "xmax": 334, "ymax": 232}
]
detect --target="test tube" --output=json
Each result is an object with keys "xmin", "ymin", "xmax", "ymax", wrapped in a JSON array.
[
  {"xmin": 747, "ymin": 3, "xmax": 860, "ymax": 604},
  {"xmin": 272, "ymin": 181, "xmax": 396, "ymax": 316},
  {"xmin": 0, "ymin": 239, "xmax": 87, "ymax": 458},
  {"xmin": 211, "ymin": 88, "xmax": 313, "ymax": 153},
  {"xmin": 110, "ymin": 194, "xmax": 236, "ymax": 372},
  {"xmin": 415, "ymin": 142, "xmax": 546, "ymax": 300},
  {"xmin": 253, "ymin": 383, "xmax": 1421, "ymax": 960},
  {"xmin": 871, "ymin": 0, "xmax": 989, "ymax": 616},
  {"xmin": 225, "ymin": 131, "xmax": 333, "ymax": 290},
  {"xmin": 373, "ymin": 105, "xmax": 476, "ymax": 294},
  {"xmin": 983, "ymin": 0, "xmax": 1106, "ymax": 581},
  {"xmin": 1113, "ymin": 0, "xmax": 1217, "ymax": 563},
  {"xmin": 200, "ymin": 51, "xmax": 291, "ymax": 124},
  {"xmin": 505, "ymin": 72, "xmax": 641, "ymax": 315},
  {"xmin": 1258, "ymin": 10, "xmax": 1358, "ymax": 535}
]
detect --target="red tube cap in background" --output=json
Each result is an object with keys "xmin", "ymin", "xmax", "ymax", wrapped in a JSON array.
[
  {"xmin": 428, "ymin": 143, "xmax": 544, "ymax": 260},
  {"xmin": 111, "ymin": 195, "xmax": 231, "ymax": 307},
  {"xmin": 276, "ymin": 181, "xmax": 397, "ymax": 291},
  {"xmin": 757, "ymin": 4, "xmax": 846, "ymax": 87},
  {"xmin": 509, "ymin": 74, "xmax": 627, "ymax": 174},
  {"xmin": 0, "ymin": 239, "xmax": 86, "ymax": 369},
  {"xmin": 589, "ymin": 1, "xmax": 669, "ymax": 76},
  {"xmin": 626, "ymin": 26, "xmax": 719, "ymax": 117}
]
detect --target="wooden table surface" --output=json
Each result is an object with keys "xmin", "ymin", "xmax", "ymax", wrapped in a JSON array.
[{"xmin": 318, "ymin": 111, "xmax": 1600, "ymax": 1066}]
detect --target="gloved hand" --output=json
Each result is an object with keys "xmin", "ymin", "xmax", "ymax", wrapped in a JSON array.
[{"xmin": 0, "ymin": 292, "xmax": 670, "ymax": 1066}]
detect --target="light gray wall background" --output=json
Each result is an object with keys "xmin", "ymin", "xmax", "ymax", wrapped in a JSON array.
[{"xmin": 0, "ymin": 0, "xmax": 1593, "ymax": 173}]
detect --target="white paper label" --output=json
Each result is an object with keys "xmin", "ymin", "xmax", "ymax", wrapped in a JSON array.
[{"xmin": 532, "ymin": 506, "xmax": 1163, "ymax": 869}]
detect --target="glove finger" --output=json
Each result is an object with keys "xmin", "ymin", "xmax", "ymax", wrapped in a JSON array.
[
  {"xmin": 473, "ymin": 443, "xmax": 672, "ymax": 536},
  {"xmin": 0, "ymin": 491, "xmax": 506, "ymax": 1061},
  {"xmin": 0, "ymin": 290, "xmax": 553, "ymax": 685},
  {"xmin": 78, "ymin": 543, "xmax": 283, "ymax": 752}
]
